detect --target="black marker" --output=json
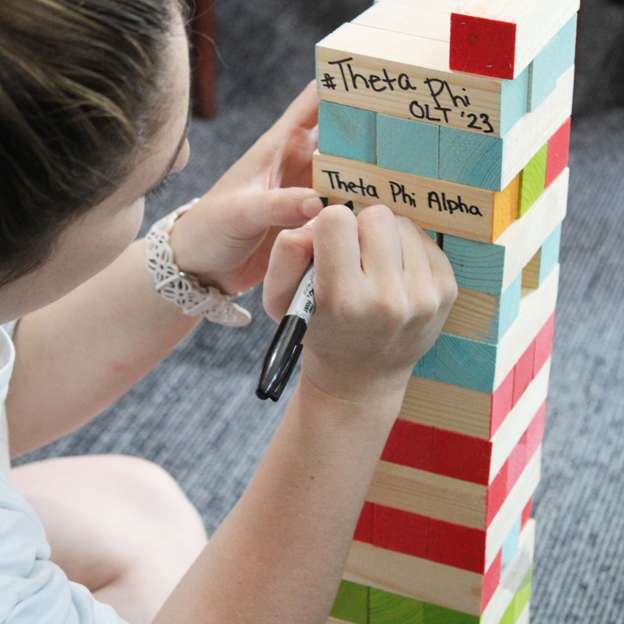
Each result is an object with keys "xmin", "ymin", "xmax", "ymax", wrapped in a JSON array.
[{"xmin": 256, "ymin": 199, "xmax": 354, "ymax": 402}]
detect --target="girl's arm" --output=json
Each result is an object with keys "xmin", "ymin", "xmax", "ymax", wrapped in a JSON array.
[
  {"xmin": 153, "ymin": 205, "xmax": 457, "ymax": 624},
  {"xmin": 6, "ymin": 83, "xmax": 323, "ymax": 457}
]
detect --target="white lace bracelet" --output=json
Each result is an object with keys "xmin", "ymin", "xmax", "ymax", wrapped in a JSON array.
[{"xmin": 145, "ymin": 199, "xmax": 252, "ymax": 328}]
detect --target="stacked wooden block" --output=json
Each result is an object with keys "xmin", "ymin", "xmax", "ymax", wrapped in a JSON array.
[{"xmin": 313, "ymin": 1, "xmax": 577, "ymax": 622}]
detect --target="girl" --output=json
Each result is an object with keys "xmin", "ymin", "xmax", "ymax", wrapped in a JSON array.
[{"xmin": 0, "ymin": 1, "xmax": 457, "ymax": 623}]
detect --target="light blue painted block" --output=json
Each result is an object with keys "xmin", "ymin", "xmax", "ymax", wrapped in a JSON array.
[
  {"xmin": 538, "ymin": 224, "xmax": 562, "ymax": 285},
  {"xmin": 413, "ymin": 344, "xmax": 436, "ymax": 379},
  {"xmin": 319, "ymin": 101, "xmax": 377, "ymax": 163},
  {"xmin": 500, "ymin": 66, "xmax": 530, "ymax": 136},
  {"xmin": 498, "ymin": 274, "xmax": 523, "ymax": 340},
  {"xmin": 443, "ymin": 234, "xmax": 506, "ymax": 295},
  {"xmin": 528, "ymin": 35, "xmax": 560, "ymax": 112},
  {"xmin": 377, "ymin": 114, "xmax": 439, "ymax": 179},
  {"xmin": 423, "ymin": 229, "xmax": 438, "ymax": 242},
  {"xmin": 439, "ymin": 127, "xmax": 503, "ymax": 191},
  {"xmin": 434, "ymin": 334, "xmax": 498, "ymax": 392},
  {"xmin": 502, "ymin": 516, "xmax": 522, "ymax": 575},
  {"xmin": 558, "ymin": 14, "xmax": 578, "ymax": 76}
]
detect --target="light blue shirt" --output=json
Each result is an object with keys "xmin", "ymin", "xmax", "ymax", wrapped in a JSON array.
[{"xmin": 0, "ymin": 323, "xmax": 127, "ymax": 623}]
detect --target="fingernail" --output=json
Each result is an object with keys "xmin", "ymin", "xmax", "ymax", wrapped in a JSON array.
[{"xmin": 302, "ymin": 197, "xmax": 325, "ymax": 218}]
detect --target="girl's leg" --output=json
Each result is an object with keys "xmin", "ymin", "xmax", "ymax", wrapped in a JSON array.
[{"xmin": 11, "ymin": 454, "xmax": 208, "ymax": 624}]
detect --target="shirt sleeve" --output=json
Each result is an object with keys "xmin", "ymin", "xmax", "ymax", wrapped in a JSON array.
[{"xmin": 0, "ymin": 479, "xmax": 128, "ymax": 624}]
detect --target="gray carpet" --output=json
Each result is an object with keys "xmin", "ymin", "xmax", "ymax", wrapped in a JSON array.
[{"xmin": 14, "ymin": 0, "xmax": 624, "ymax": 622}]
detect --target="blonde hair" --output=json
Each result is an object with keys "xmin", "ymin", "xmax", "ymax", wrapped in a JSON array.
[{"xmin": 0, "ymin": 0, "xmax": 189, "ymax": 286}]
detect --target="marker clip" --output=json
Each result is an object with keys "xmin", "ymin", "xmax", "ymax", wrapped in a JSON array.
[{"xmin": 268, "ymin": 343, "xmax": 303, "ymax": 402}]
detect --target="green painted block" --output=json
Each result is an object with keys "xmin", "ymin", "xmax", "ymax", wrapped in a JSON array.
[
  {"xmin": 370, "ymin": 588, "xmax": 425, "ymax": 624},
  {"xmin": 514, "ymin": 567, "xmax": 533, "ymax": 618},
  {"xmin": 423, "ymin": 603, "xmax": 479, "ymax": 624},
  {"xmin": 331, "ymin": 580, "xmax": 369, "ymax": 624},
  {"xmin": 499, "ymin": 599, "xmax": 517, "ymax": 624},
  {"xmin": 518, "ymin": 143, "xmax": 548, "ymax": 217}
]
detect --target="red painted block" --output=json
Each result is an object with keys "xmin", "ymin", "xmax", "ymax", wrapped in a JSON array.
[
  {"xmin": 535, "ymin": 312, "xmax": 556, "ymax": 375},
  {"xmin": 381, "ymin": 420, "xmax": 434, "ymax": 472},
  {"xmin": 490, "ymin": 368, "xmax": 515, "ymax": 437},
  {"xmin": 512, "ymin": 341, "xmax": 537, "ymax": 408},
  {"xmin": 486, "ymin": 462, "xmax": 509, "ymax": 526},
  {"xmin": 522, "ymin": 499, "xmax": 532, "ymax": 529},
  {"xmin": 373, "ymin": 505, "xmax": 430, "ymax": 559},
  {"xmin": 428, "ymin": 518, "xmax": 487, "ymax": 573},
  {"xmin": 526, "ymin": 401, "xmax": 547, "ymax": 458},
  {"xmin": 545, "ymin": 118, "xmax": 572, "ymax": 188},
  {"xmin": 482, "ymin": 551, "xmax": 503, "ymax": 612},
  {"xmin": 354, "ymin": 501, "xmax": 374, "ymax": 543},
  {"xmin": 450, "ymin": 13, "xmax": 517, "ymax": 79},
  {"xmin": 432, "ymin": 428, "xmax": 492, "ymax": 485}
]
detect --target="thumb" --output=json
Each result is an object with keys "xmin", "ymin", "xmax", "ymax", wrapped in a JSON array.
[
  {"xmin": 234, "ymin": 187, "xmax": 325, "ymax": 237},
  {"xmin": 263, "ymin": 224, "xmax": 314, "ymax": 323}
]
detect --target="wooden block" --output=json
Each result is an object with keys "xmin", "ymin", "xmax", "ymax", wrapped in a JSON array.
[
  {"xmin": 534, "ymin": 312, "xmax": 555, "ymax": 375},
  {"xmin": 491, "ymin": 368, "xmax": 515, "ymax": 437},
  {"xmin": 313, "ymin": 152, "xmax": 520, "ymax": 243},
  {"xmin": 512, "ymin": 341, "xmax": 536, "ymax": 408},
  {"xmin": 424, "ymin": 603, "xmax": 479, "ymax": 623},
  {"xmin": 372, "ymin": 506, "xmax": 430, "ymax": 559},
  {"xmin": 354, "ymin": 2, "xmax": 451, "ymax": 43},
  {"xmin": 518, "ymin": 143, "xmax": 548, "ymax": 217},
  {"xmin": 377, "ymin": 114, "xmax": 439, "ymax": 178},
  {"xmin": 449, "ymin": 0, "xmax": 580, "ymax": 79},
  {"xmin": 319, "ymin": 101, "xmax": 377, "ymax": 163},
  {"xmin": 521, "ymin": 499, "xmax": 532, "ymax": 529},
  {"xmin": 545, "ymin": 118, "xmax": 571, "ymax": 187},
  {"xmin": 427, "ymin": 517, "xmax": 487, "ymax": 573},
  {"xmin": 370, "ymin": 587, "xmax": 426, "ymax": 624},
  {"xmin": 330, "ymin": 580, "xmax": 369, "ymax": 624},
  {"xmin": 528, "ymin": 35, "xmax": 560, "ymax": 112},
  {"xmin": 439, "ymin": 126, "xmax": 503, "ymax": 190},
  {"xmin": 558, "ymin": 14, "xmax": 578, "ymax": 75},
  {"xmin": 432, "ymin": 428, "xmax": 492, "ymax": 484},
  {"xmin": 442, "ymin": 276, "xmax": 521, "ymax": 344},
  {"xmin": 355, "ymin": 501, "xmax": 374, "ymax": 543},
  {"xmin": 344, "ymin": 520, "xmax": 535, "ymax": 620},
  {"xmin": 501, "ymin": 516, "xmax": 522, "ymax": 572},
  {"xmin": 413, "ymin": 344, "xmax": 436, "ymax": 379},
  {"xmin": 381, "ymin": 420, "xmax": 434, "ymax": 472},
  {"xmin": 369, "ymin": 395, "xmax": 548, "ymax": 530},
  {"xmin": 317, "ymin": 22, "xmax": 526, "ymax": 138},
  {"xmin": 521, "ymin": 224, "xmax": 560, "ymax": 289},
  {"xmin": 444, "ymin": 168, "xmax": 568, "ymax": 296}
]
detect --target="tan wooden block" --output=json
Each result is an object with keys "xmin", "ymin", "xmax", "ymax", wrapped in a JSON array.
[
  {"xmin": 313, "ymin": 152, "xmax": 518, "ymax": 243},
  {"xmin": 344, "ymin": 519, "xmax": 535, "ymax": 617}
]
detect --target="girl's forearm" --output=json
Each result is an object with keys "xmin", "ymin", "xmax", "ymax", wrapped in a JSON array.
[
  {"xmin": 154, "ymin": 373, "xmax": 406, "ymax": 624},
  {"xmin": 7, "ymin": 238, "xmax": 200, "ymax": 457}
]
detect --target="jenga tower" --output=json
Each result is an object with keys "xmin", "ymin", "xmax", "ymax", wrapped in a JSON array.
[{"xmin": 314, "ymin": 1, "xmax": 578, "ymax": 622}]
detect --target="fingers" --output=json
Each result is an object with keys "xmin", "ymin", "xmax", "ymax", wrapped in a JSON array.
[
  {"xmin": 279, "ymin": 81, "xmax": 319, "ymax": 132},
  {"xmin": 235, "ymin": 188, "xmax": 325, "ymax": 238},
  {"xmin": 263, "ymin": 225, "xmax": 314, "ymax": 323}
]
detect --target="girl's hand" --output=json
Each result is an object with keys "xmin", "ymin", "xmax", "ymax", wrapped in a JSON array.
[
  {"xmin": 168, "ymin": 81, "xmax": 324, "ymax": 295},
  {"xmin": 263, "ymin": 204, "xmax": 458, "ymax": 404}
]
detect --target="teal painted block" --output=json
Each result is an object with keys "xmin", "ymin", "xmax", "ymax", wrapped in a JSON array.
[
  {"xmin": 319, "ymin": 101, "xmax": 377, "ymax": 163},
  {"xmin": 500, "ymin": 66, "xmax": 530, "ymax": 136},
  {"xmin": 538, "ymin": 224, "xmax": 561, "ymax": 285},
  {"xmin": 502, "ymin": 516, "xmax": 522, "ymax": 574},
  {"xmin": 528, "ymin": 35, "xmax": 560, "ymax": 112},
  {"xmin": 498, "ymin": 274, "xmax": 523, "ymax": 340},
  {"xmin": 413, "ymin": 344, "xmax": 436, "ymax": 379},
  {"xmin": 370, "ymin": 588, "xmax": 425, "ymax": 624},
  {"xmin": 377, "ymin": 114, "xmax": 439, "ymax": 179},
  {"xmin": 330, "ymin": 580, "xmax": 369, "ymax": 624},
  {"xmin": 439, "ymin": 127, "xmax": 503, "ymax": 191},
  {"xmin": 443, "ymin": 234, "xmax": 506, "ymax": 295},
  {"xmin": 423, "ymin": 229, "xmax": 438, "ymax": 242},
  {"xmin": 558, "ymin": 14, "xmax": 578, "ymax": 76},
  {"xmin": 434, "ymin": 334, "xmax": 498, "ymax": 392}
]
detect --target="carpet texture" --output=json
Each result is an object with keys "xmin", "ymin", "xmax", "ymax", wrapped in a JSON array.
[{"xmin": 14, "ymin": 1, "xmax": 624, "ymax": 622}]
